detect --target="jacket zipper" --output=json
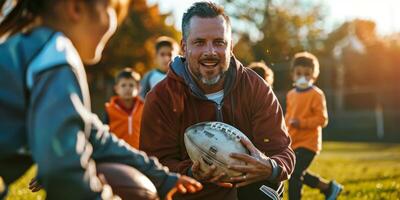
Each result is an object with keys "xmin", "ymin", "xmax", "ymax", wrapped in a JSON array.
[
  {"xmin": 216, "ymin": 103, "xmax": 224, "ymax": 122},
  {"xmin": 128, "ymin": 115, "xmax": 132, "ymax": 135}
]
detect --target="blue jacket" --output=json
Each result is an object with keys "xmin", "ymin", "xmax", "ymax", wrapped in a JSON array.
[{"xmin": 0, "ymin": 27, "xmax": 177, "ymax": 199}]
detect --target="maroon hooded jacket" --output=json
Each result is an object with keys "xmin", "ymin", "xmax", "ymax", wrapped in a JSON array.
[{"xmin": 140, "ymin": 56, "xmax": 295, "ymax": 200}]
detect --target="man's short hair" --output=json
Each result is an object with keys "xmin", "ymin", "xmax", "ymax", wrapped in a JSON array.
[
  {"xmin": 182, "ymin": 1, "xmax": 231, "ymax": 41},
  {"xmin": 115, "ymin": 68, "xmax": 141, "ymax": 83},
  {"xmin": 291, "ymin": 52, "xmax": 320, "ymax": 78},
  {"xmin": 155, "ymin": 36, "xmax": 179, "ymax": 53}
]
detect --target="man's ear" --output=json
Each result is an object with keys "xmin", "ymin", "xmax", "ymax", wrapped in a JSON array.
[
  {"xmin": 180, "ymin": 39, "xmax": 186, "ymax": 57},
  {"xmin": 64, "ymin": 0, "xmax": 85, "ymax": 22}
]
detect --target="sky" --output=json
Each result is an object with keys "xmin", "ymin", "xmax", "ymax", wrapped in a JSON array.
[{"xmin": 147, "ymin": 0, "xmax": 400, "ymax": 36}]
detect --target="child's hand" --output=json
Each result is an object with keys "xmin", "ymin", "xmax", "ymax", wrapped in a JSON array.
[
  {"xmin": 289, "ymin": 119, "xmax": 300, "ymax": 128},
  {"xmin": 165, "ymin": 175, "xmax": 203, "ymax": 200}
]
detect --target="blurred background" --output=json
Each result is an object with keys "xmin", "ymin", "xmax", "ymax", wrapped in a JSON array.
[{"xmin": 89, "ymin": 0, "xmax": 400, "ymax": 142}]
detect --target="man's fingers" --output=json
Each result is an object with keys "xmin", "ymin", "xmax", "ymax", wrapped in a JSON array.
[
  {"xmin": 202, "ymin": 165, "xmax": 216, "ymax": 179},
  {"xmin": 228, "ymin": 164, "xmax": 260, "ymax": 173},
  {"xmin": 192, "ymin": 161, "xmax": 200, "ymax": 171},
  {"xmin": 230, "ymin": 153, "xmax": 260, "ymax": 165},
  {"xmin": 229, "ymin": 174, "xmax": 247, "ymax": 183},
  {"xmin": 209, "ymin": 172, "xmax": 226, "ymax": 183},
  {"xmin": 235, "ymin": 178, "xmax": 262, "ymax": 187},
  {"xmin": 215, "ymin": 182, "xmax": 234, "ymax": 188},
  {"xmin": 240, "ymin": 138, "xmax": 257, "ymax": 154}
]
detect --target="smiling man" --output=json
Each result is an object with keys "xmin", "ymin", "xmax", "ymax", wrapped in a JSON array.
[{"xmin": 140, "ymin": 2, "xmax": 295, "ymax": 200}]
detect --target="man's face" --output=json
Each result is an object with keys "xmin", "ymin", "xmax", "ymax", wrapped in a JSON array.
[
  {"xmin": 156, "ymin": 46, "xmax": 177, "ymax": 72},
  {"xmin": 182, "ymin": 16, "xmax": 232, "ymax": 86}
]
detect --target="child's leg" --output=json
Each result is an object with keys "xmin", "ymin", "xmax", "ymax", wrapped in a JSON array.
[
  {"xmin": 304, "ymin": 169, "xmax": 343, "ymax": 199},
  {"xmin": 304, "ymin": 172, "xmax": 328, "ymax": 190},
  {"xmin": 288, "ymin": 148, "xmax": 316, "ymax": 200}
]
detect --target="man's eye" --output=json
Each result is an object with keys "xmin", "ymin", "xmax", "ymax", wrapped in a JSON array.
[
  {"xmin": 215, "ymin": 41, "xmax": 225, "ymax": 46},
  {"xmin": 194, "ymin": 41, "xmax": 204, "ymax": 46}
]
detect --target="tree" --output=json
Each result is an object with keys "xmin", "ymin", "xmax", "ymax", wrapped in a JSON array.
[
  {"xmin": 91, "ymin": 0, "xmax": 180, "ymax": 76},
  {"xmin": 223, "ymin": 0, "xmax": 327, "ymax": 65}
]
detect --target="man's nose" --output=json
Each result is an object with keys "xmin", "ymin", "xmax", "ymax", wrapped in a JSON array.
[{"xmin": 204, "ymin": 42, "xmax": 217, "ymax": 55}]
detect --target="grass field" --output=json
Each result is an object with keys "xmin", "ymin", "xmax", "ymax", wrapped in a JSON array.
[{"xmin": 2, "ymin": 142, "xmax": 400, "ymax": 200}]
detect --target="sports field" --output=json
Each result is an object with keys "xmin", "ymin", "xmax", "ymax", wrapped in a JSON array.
[{"xmin": 2, "ymin": 142, "xmax": 400, "ymax": 200}]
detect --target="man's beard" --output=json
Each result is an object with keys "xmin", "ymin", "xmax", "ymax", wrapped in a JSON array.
[{"xmin": 200, "ymin": 74, "xmax": 222, "ymax": 86}]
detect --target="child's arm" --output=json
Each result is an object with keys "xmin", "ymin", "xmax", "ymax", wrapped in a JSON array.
[
  {"xmin": 298, "ymin": 92, "xmax": 328, "ymax": 129},
  {"xmin": 28, "ymin": 66, "xmax": 179, "ymax": 199}
]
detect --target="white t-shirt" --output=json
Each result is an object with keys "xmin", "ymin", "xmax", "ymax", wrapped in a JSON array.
[{"xmin": 205, "ymin": 90, "xmax": 224, "ymax": 105}]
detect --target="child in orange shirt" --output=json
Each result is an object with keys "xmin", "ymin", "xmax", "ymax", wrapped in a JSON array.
[
  {"xmin": 286, "ymin": 52, "xmax": 342, "ymax": 200},
  {"xmin": 104, "ymin": 68, "xmax": 144, "ymax": 149}
]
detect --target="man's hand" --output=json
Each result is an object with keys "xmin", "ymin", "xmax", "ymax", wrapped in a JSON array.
[
  {"xmin": 191, "ymin": 161, "xmax": 233, "ymax": 188},
  {"xmin": 289, "ymin": 118, "xmax": 300, "ymax": 128},
  {"xmin": 228, "ymin": 138, "xmax": 273, "ymax": 187},
  {"xmin": 165, "ymin": 175, "xmax": 203, "ymax": 200}
]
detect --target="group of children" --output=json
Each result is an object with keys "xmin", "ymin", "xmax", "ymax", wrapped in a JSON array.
[
  {"xmin": 0, "ymin": 0, "xmax": 341, "ymax": 198},
  {"xmin": 107, "ymin": 36, "xmax": 343, "ymax": 199},
  {"xmin": 103, "ymin": 36, "xmax": 179, "ymax": 149}
]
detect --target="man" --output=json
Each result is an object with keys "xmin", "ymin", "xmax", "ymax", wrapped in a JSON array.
[{"xmin": 140, "ymin": 2, "xmax": 295, "ymax": 200}]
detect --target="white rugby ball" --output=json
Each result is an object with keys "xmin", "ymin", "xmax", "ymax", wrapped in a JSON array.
[{"xmin": 184, "ymin": 121, "xmax": 250, "ymax": 181}]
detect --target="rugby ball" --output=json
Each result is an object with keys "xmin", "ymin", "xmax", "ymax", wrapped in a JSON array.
[
  {"xmin": 184, "ymin": 121, "xmax": 250, "ymax": 181},
  {"xmin": 97, "ymin": 163, "xmax": 159, "ymax": 200}
]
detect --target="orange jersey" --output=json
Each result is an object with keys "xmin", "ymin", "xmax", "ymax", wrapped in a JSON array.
[
  {"xmin": 105, "ymin": 96, "xmax": 144, "ymax": 149},
  {"xmin": 285, "ymin": 86, "xmax": 328, "ymax": 153}
]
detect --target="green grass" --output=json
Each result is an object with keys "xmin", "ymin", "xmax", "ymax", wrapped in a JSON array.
[
  {"xmin": 2, "ymin": 142, "xmax": 400, "ymax": 199},
  {"xmin": 284, "ymin": 142, "xmax": 400, "ymax": 200}
]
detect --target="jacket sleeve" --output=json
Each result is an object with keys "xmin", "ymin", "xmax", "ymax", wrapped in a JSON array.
[
  {"xmin": 299, "ymin": 92, "xmax": 328, "ymax": 129},
  {"xmin": 139, "ymin": 90, "xmax": 193, "ymax": 176},
  {"xmin": 250, "ymin": 83, "xmax": 295, "ymax": 182},
  {"xmin": 284, "ymin": 92, "xmax": 291, "ymax": 125},
  {"xmin": 28, "ymin": 66, "xmax": 177, "ymax": 199}
]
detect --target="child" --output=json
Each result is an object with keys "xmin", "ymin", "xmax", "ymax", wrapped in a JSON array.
[
  {"xmin": 286, "ymin": 52, "xmax": 342, "ymax": 200},
  {"xmin": 0, "ymin": 1, "xmax": 201, "ymax": 199},
  {"xmin": 139, "ymin": 36, "xmax": 179, "ymax": 99},
  {"xmin": 104, "ymin": 68, "xmax": 143, "ymax": 149},
  {"xmin": 249, "ymin": 61, "xmax": 274, "ymax": 87}
]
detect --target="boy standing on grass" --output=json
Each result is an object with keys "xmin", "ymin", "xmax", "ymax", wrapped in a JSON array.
[
  {"xmin": 139, "ymin": 36, "xmax": 179, "ymax": 99},
  {"xmin": 286, "ymin": 52, "xmax": 343, "ymax": 200},
  {"xmin": 104, "ymin": 68, "xmax": 143, "ymax": 149}
]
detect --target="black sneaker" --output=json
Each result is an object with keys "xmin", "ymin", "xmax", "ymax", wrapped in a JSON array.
[{"xmin": 325, "ymin": 180, "xmax": 343, "ymax": 200}]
